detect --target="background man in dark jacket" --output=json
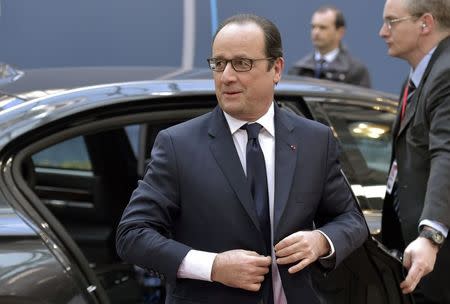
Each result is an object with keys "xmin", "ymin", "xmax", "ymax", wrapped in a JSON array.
[{"xmin": 289, "ymin": 5, "xmax": 371, "ymax": 88}]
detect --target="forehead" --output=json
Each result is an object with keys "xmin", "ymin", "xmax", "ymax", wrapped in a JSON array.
[
  {"xmin": 212, "ymin": 22, "xmax": 265, "ymax": 56},
  {"xmin": 384, "ymin": 0, "xmax": 409, "ymax": 17},
  {"xmin": 311, "ymin": 10, "xmax": 336, "ymax": 26}
]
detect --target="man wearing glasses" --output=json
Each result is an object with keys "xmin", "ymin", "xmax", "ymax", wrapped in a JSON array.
[
  {"xmin": 117, "ymin": 13, "xmax": 367, "ymax": 304},
  {"xmin": 380, "ymin": 0, "xmax": 450, "ymax": 303}
]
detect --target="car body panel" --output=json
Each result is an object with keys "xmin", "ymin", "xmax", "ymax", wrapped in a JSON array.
[{"xmin": 0, "ymin": 207, "xmax": 95, "ymax": 303}]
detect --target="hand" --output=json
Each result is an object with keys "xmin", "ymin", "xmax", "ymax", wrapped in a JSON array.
[
  {"xmin": 211, "ymin": 249, "xmax": 271, "ymax": 291},
  {"xmin": 400, "ymin": 237, "xmax": 439, "ymax": 294},
  {"xmin": 274, "ymin": 230, "xmax": 330, "ymax": 274}
]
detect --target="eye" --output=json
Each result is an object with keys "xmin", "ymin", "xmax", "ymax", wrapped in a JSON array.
[
  {"xmin": 233, "ymin": 58, "xmax": 252, "ymax": 70},
  {"xmin": 214, "ymin": 60, "xmax": 226, "ymax": 70}
]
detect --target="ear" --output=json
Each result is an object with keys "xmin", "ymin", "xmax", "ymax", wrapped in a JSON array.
[
  {"xmin": 273, "ymin": 57, "xmax": 284, "ymax": 84},
  {"xmin": 420, "ymin": 13, "xmax": 434, "ymax": 34},
  {"xmin": 336, "ymin": 26, "xmax": 346, "ymax": 41}
]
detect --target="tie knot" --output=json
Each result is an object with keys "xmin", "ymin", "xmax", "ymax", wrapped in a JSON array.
[
  {"xmin": 241, "ymin": 123, "xmax": 263, "ymax": 140},
  {"xmin": 316, "ymin": 58, "xmax": 326, "ymax": 65},
  {"xmin": 408, "ymin": 79, "xmax": 416, "ymax": 92}
]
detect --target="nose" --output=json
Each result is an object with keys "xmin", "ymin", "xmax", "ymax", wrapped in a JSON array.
[
  {"xmin": 379, "ymin": 22, "xmax": 389, "ymax": 37},
  {"xmin": 220, "ymin": 61, "xmax": 237, "ymax": 83}
]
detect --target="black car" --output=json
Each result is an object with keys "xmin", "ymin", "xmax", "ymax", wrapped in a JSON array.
[{"xmin": 0, "ymin": 66, "xmax": 412, "ymax": 303}]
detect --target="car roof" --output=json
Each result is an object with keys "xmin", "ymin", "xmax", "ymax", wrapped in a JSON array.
[{"xmin": 0, "ymin": 66, "xmax": 398, "ymax": 150}]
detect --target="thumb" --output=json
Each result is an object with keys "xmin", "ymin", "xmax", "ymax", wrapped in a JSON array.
[{"xmin": 403, "ymin": 251, "xmax": 412, "ymax": 269}]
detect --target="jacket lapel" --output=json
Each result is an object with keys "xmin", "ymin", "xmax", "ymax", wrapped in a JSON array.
[
  {"xmin": 397, "ymin": 87, "xmax": 419, "ymax": 137},
  {"xmin": 396, "ymin": 36, "xmax": 450, "ymax": 139},
  {"xmin": 208, "ymin": 107, "xmax": 262, "ymax": 233},
  {"xmin": 273, "ymin": 106, "xmax": 297, "ymax": 234}
]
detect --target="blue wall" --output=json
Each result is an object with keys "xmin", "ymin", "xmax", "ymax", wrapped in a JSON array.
[{"xmin": 0, "ymin": 0, "xmax": 408, "ymax": 94}]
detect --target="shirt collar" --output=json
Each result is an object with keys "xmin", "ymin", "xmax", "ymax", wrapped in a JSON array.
[
  {"xmin": 409, "ymin": 46, "xmax": 436, "ymax": 87},
  {"xmin": 223, "ymin": 102, "xmax": 275, "ymax": 137},
  {"xmin": 314, "ymin": 48, "xmax": 339, "ymax": 63}
]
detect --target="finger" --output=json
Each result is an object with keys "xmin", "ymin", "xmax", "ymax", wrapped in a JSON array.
[
  {"xmin": 400, "ymin": 265, "xmax": 422, "ymax": 294},
  {"xmin": 402, "ymin": 251, "xmax": 412, "ymax": 269},
  {"xmin": 246, "ymin": 282, "xmax": 262, "ymax": 292},
  {"xmin": 275, "ymin": 242, "xmax": 300, "ymax": 258},
  {"xmin": 276, "ymin": 251, "xmax": 305, "ymax": 265},
  {"xmin": 288, "ymin": 258, "xmax": 312, "ymax": 274},
  {"xmin": 252, "ymin": 255, "xmax": 272, "ymax": 267},
  {"xmin": 252, "ymin": 265, "xmax": 270, "ymax": 276},
  {"xmin": 275, "ymin": 233, "xmax": 300, "ymax": 251}
]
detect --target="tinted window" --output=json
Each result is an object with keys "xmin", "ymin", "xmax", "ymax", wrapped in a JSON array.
[
  {"xmin": 32, "ymin": 136, "xmax": 91, "ymax": 170},
  {"xmin": 320, "ymin": 103, "xmax": 395, "ymax": 185}
]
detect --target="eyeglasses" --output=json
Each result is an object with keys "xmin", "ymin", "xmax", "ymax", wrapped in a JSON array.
[
  {"xmin": 383, "ymin": 16, "xmax": 414, "ymax": 30},
  {"xmin": 207, "ymin": 57, "xmax": 274, "ymax": 72}
]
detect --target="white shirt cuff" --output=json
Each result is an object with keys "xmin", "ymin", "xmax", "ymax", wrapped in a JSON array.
[
  {"xmin": 177, "ymin": 250, "xmax": 217, "ymax": 281},
  {"xmin": 316, "ymin": 230, "xmax": 335, "ymax": 259}
]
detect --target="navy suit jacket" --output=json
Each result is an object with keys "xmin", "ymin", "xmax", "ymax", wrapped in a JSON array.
[{"xmin": 116, "ymin": 103, "xmax": 367, "ymax": 304}]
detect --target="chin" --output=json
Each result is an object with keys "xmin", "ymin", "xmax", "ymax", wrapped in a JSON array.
[{"xmin": 387, "ymin": 47, "xmax": 398, "ymax": 58}]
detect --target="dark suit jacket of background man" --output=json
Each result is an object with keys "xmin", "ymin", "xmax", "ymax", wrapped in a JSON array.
[
  {"xmin": 288, "ymin": 47, "xmax": 371, "ymax": 88},
  {"xmin": 116, "ymin": 103, "xmax": 367, "ymax": 304},
  {"xmin": 382, "ymin": 36, "xmax": 450, "ymax": 303}
]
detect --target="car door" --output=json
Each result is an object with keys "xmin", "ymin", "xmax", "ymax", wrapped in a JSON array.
[
  {"xmin": 277, "ymin": 97, "xmax": 413, "ymax": 304},
  {"xmin": 14, "ymin": 98, "xmax": 213, "ymax": 303}
]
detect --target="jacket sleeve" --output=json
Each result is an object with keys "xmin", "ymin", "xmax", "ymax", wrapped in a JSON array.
[
  {"xmin": 420, "ymin": 71, "xmax": 450, "ymax": 228},
  {"xmin": 116, "ymin": 129, "xmax": 191, "ymax": 283}
]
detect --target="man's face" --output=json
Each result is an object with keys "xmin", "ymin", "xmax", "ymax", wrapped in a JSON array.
[
  {"xmin": 211, "ymin": 22, "xmax": 283, "ymax": 121},
  {"xmin": 311, "ymin": 10, "xmax": 344, "ymax": 54},
  {"xmin": 379, "ymin": 0, "xmax": 422, "ymax": 62}
]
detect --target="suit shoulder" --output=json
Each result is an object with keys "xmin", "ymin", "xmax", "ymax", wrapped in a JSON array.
[
  {"xmin": 163, "ymin": 111, "xmax": 212, "ymax": 137},
  {"xmin": 281, "ymin": 107, "xmax": 330, "ymax": 134},
  {"xmin": 289, "ymin": 53, "xmax": 315, "ymax": 71},
  {"xmin": 340, "ymin": 49, "xmax": 368, "ymax": 70}
]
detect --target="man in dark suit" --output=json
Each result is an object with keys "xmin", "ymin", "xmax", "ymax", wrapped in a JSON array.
[
  {"xmin": 379, "ymin": 0, "xmax": 450, "ymax": 303},
  {"xmin": 288, "ymin": 5, "xmax": 371, "ymax": 88},
  {"xmin": 116, "ymin": 14, "xmax": 367, "ymax": 304}
]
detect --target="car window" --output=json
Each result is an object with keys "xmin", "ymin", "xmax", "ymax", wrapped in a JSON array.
[
  {"xmin": 312, "ymin": 101, "xmax": 396, "ymax": 211},
  {"xmin": 125, "ymin": 125, "xmax": 140, "ymax": 157},
  {"xmin": 32, "ymin": 136, "xmax": 92, "ymax": 170},
  {"xmin": 319, "ymin": 102, "xmax": 395, "ymax": 185},
  {"xmin": 32, "ymin": 125, "xmax": 141, "ymax": 171}
]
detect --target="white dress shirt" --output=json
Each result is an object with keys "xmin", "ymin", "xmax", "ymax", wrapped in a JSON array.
[{"xmin": 314, "ymin": 47, "xmax": 340, "ymax": 64}]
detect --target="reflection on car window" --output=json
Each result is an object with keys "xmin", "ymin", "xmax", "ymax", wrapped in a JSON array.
[
  {"xmin": 320, "ymin": 102, "xmax": 395, "ymax": 186},
  {"xmin": 32, "ymin": 136, "xmax": 91, "ymax": 170},
  {"xmin": 125, "ymin": 125, "xmax": 140, "ymax": 157},
  {"xmin": 347, "ymin": 122, "xmax": 391, "ymax": 173}
]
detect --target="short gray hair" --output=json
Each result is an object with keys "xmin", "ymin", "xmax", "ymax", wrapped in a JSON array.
[{"xmin": 405, "ymin": 0, "xmax": 450, "ymax": 30}]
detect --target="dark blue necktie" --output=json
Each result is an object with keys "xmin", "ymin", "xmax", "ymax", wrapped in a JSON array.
[
  {"xmin": 314, "ymin": 58, "xmax": 326, "ymax": 78},
  {"xmin": 242, "ymin": 123, "xmax": 274, "ymax": 304},
  {"xmin": 242, "ymin": 123, "xmax": 271, "ymax": 253}
]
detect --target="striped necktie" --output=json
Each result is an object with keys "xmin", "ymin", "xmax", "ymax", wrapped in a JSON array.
[{"xmin": 400, "ymin": 79, "xmax": 416, "ymax": 121}]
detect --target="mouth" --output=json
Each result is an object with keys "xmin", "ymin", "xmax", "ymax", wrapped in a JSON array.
[{"xmin": 223, "ymin": 90, "xmax": 242, "ymax": 97}]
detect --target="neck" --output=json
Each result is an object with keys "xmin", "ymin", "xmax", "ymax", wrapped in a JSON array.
[
  {"xmin": 408, "ymin": 32, "xmax": 449, "ymax": 68},
  {"xmin": 318, "ymin": 46, "xmax": 337, "ymax": 56}
]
